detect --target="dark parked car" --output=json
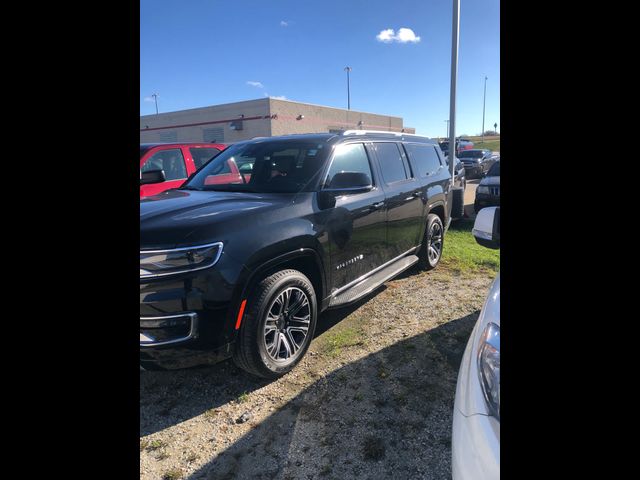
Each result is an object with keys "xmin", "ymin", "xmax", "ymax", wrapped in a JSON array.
[
  {"xmin": 140, "ymin": 131, "xmax": 463, "ymax": 377},
  {"xmin": 458, "ymin": 149, "xmax": 495, "ymax": 179},
  {"xmin": 439, "ymin": 138, "xmax": 474, "ymax": 157},
  {"xmin": 474, "ymin": 160, "xmax": 500, "ymax": 213}
]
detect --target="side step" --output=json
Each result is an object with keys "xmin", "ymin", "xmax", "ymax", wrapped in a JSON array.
[{"xmin": 329, "ymin": 255, "xmax": 419, "ymax": 308}]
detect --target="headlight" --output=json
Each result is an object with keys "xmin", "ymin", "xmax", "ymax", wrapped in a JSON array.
[
  {"xmin": 477, "ymin": 322, "xmax": 500, "ymax": 420},
  {"xmin": 477, "ymin": 185, "xmax": 490, "ymax": 194},
  {"xmin": 140, "ymin": 242, "xmax": 223, "ymax": 278}
]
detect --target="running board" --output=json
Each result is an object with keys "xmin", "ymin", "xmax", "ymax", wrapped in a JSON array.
[{"xmin": 329, "ymin": 255, "xmax": 419, "ymax": 308}]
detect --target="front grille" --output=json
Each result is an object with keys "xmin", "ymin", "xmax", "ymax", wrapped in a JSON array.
[{"xmin": 489, "ymin": 186, "xmax": 500, "ymax": 196}]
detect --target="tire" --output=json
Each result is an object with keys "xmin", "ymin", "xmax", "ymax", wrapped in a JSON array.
[
  {"xmin": 417, "ymin": 214, "xmax": 444, "ymax": 271},
  {"xmin": 233, "ymin": 269, "xmax": 317, "ymax": 379}
]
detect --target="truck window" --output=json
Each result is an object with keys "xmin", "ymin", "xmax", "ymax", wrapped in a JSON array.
[
  {"xmin": 325, "ymin": 143, "xmax": 372, "ymax": 187},
  {"xmin": 404, "ymin": 144, "xmax": 443, "ymax": 177},
  {"xmin": 374, "ymin": 142, "xmax": 408, "ymax": 184}
]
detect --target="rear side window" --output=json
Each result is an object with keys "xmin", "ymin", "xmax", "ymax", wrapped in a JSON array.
[
  {"xmin": 404, "ymin": 144, "xmax": 442, "ymax": 177},
  {"xmin": 141, "ymin": 148, "xmax": 187, "ymax": 181},
  {"xmin": 325, "ymin": 143, "xmax": 372, "ymax": 187},
  {"xmin": 190, "ymin": 147, "xmax": 222, "ymax": 170},
  {"xmin": 374, "ymin": 142, "xmax": 409, "ymax": 184}
]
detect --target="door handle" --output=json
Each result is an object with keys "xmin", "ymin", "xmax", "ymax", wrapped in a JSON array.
[{"xmin": 372, "ymin": 201, "xmax": 385, "ymax": 209}]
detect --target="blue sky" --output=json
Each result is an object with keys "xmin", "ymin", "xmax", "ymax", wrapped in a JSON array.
[{"xmin": 141, "ymin": 0, "xmax": 499, "ymax": 138}]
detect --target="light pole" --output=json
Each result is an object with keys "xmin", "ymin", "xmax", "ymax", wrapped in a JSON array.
[
  {"xmin": 344, "ymin": 67, "xmax": 352, "ymax": 110},
  {"xmin": 152, "ymin": 92, "xmax": 159, "ymax": 115},
  {"xmin": 494, "ymin": 122, "xmax": 497, "ymax": 135},
  {"xmin": 481, "ymin": 76, "xmax": 487, "ymax": 144},
  {"xmin": 448, "ymin": 0, "xmax": 460, "ymax": 184},
  {"xmin": 445, "ymin": 120, "xmax": 450, "ymax": 138}
]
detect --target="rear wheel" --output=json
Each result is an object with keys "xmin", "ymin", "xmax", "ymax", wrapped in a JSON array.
[
  {"xmin": 417, "ymin": 214, "xmax": 444, "ymax": 271},
  {"xmin": 233, "ymin": 269, "xmax": 317, "ymax": 379}
]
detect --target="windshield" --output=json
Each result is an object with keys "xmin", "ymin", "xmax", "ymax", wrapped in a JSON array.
[
  {"xmin": 487, "ymin": 161, "xmax": 500, "ymax": 176},
  {"xmin": 458, "ymin": 150, "xmax": 483, "ymax": 158},
  {"xmin": 183, "ymin": 140, "xmax": 330, "ymax": 193}
]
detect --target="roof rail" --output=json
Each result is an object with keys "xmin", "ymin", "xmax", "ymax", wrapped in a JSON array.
[{"xmin": 341, "ymin": 129, "xmax": 426, "ymax": 138}]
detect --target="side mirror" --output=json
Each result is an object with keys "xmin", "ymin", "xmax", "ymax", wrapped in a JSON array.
[
  {"xmin": 140, "ymin": 169, "xmax": 166, "ymax": 185},
  {"xmin": 317, "ymin": 190, "xmax": 337, "ymax": 210},
  {"xmin": 472, "ymin": 206, "xmax": 500, "ymax": 249},
  {"xmin": 325, "ymin": 172, "xmax": 373, "ymax": 194}
]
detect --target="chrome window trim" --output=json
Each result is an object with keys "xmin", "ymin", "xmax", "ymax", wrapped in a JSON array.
[
  {"xmin": 140, "ymin": 241, "xmax": 224, "ymax": 279},
  {"xmin": 140, "ymin": 312, "xmax": 198, "ymax": 347}
]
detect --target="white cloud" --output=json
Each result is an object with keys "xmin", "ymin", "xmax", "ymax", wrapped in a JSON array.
[
  {"xmin": 376, "ymin": 29, "xmax": 395, "ymax": 43},
  {"xmin": 280, "ymin": 20, "xmax": 289, "ymax": 27},
  {"xmin": 143, "ymin": 96, "xmax": 154, "ymax": 102},
  {"xmin": 246, "ymin": 81, "xmax": 264, "ymax": 88},
  {"xmin": 271, "ymin": 95, "xmax": 287, "ymax": 100},
  {"xmin": 396, "ymin": 28, "xmax": 421, "ymax": 43},
  {"xmin": 376, "ymin": 27, "xmax": 421, "ymax": 44}
]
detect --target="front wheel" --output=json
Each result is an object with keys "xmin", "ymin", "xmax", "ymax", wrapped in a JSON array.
[
  {"xmin": 233, "ymin": 269, "xmax": 317, "ymax": 379},
  {"xmin": 417, "ymin": 214, "xmax": 444, "ymax": 271}
]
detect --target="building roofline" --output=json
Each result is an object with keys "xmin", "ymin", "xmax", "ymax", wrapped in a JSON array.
[
  {"xmin": 141, "ymin": 97, "xmax": 404, "ymax": 122},
  {"xmin": 140, "ymin": 98, "xmax": 270, "ymax": 119},
  {"xmin": 267, "ymin": 97, "xmax": 403, "ymax": 120}
]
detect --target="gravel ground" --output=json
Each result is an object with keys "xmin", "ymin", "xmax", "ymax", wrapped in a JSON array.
[{"xmin": 140, "ymin": 265, "xmax": 496, "ymax": 480}]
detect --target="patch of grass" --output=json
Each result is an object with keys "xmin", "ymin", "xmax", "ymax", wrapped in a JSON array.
[
  {"xmin": 466, "ymin": 135, "xmax": 500, "ymax": 152},
  {"xmin": 236, "ymin": 391, "xmax": 249, "ymax": 404},
  {"xmin": 146, "ymin": 439, "xmax": 168, "ymax": 451},
  {"xmin": 362, "ymin": 436, "xmax": 386, "ymax": 461},
  {"xmin": 140, "ymin": 439, "xmax": 149, "ymax": 452},
  {"xmin": 203, "ymin": 408, "xmax": 218, "ymax": 419},
  {"xmin": 353, "ymin": 392, "xmax": 364, "ymax": 401},
  {"xmin": 156, "ymin": 451, "xmax": 170, "ymax": 460},
  {"xmin": 318, "ymin": 326, "xmax": 364, "ymax": 357},
  {"xmin": 442, "ymin": 219, "xmax": 500, "ymax": 273},
  {"xmin": 162, "ymin": 469, "xmax": 183, "ymax": 480}
]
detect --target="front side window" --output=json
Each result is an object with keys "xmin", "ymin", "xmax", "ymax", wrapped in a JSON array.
[
  {"xmin": 142, "ymin": 148, "xmax": 187, "ymax": 181},
  {"xmin": 190, "ymin": 147, "xmax": 222, "ymax": 170},
  {"xmin": 324, "ymin": 143, "xmax": 372, "ymax": 187},
  {"xmin": 375, "ymin": 142, "xmax": 408, "ymax": 184},
  {"xmin": 185, "ymin": 140, "xmax": 330, "ymax": 193},
  {"xmin": 404, "ymin": 144, "xmax": 442, "ymax": 177}
]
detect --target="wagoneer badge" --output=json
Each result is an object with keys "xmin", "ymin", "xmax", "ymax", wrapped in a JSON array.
[{"xmin": 336, "ymin": 254, "xmax": 364, "ymax": 270}]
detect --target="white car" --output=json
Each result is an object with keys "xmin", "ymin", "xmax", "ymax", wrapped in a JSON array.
[{"xmin": 452, "ymin": 207, "xmax": 500, "ymax": 480}]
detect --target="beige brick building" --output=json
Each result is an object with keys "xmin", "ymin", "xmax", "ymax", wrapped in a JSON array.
[{"xmin": 140, "ymin": 98, "xmax": 415, "ymax": 144}]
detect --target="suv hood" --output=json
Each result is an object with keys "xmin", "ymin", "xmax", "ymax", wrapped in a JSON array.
[
  {"xmin": 479, "ymin": 176, "xmax": 500, "ymax": 186},
  {"xmin": 140, "ymin": 189, "xmax": 296, "ymax": 248}
]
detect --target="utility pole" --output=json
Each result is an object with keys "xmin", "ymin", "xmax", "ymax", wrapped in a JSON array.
[
  {"xmin": 448, "ymin": 0, "xmax": 460, "ymax": 184},
  {"xmin": 445, "ymin": 119, "xmax": 450, "ymax": 138},
  {"xmin": 494, "ymin": 122, "xmax": 497, "ymax": 135},
  {"xmin": 152, "ymin": 92, "xmax": 159, "ymax": 115},
  {"xmin": 481, "ymin": 76, "xmax": 487, "ymax": 144},
  {"xmin": 344, "ymin": 67, "xmax": 352, "ymax": 110}
]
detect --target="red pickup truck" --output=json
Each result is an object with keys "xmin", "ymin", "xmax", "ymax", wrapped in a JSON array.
[{"xmin": 140, "ymin": 143, "xmax": 227, "ymax": 198}]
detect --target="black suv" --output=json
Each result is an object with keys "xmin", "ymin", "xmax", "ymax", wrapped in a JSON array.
[
  {"xmin": 457, "ymin": 149, "xmax": 494, "ymax": 179},
  {"xmin": 140, "ymin": 131, "xmax": 461, "ymax": 378}
]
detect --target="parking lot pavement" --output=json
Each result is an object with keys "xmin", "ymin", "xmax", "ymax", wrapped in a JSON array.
[{"xmin": 464, "ymin": 179, "xmax": 480, "ymax": 218}]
